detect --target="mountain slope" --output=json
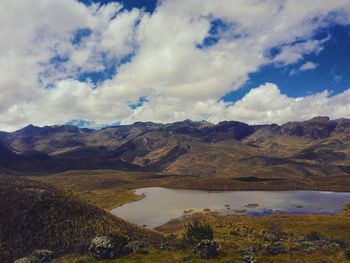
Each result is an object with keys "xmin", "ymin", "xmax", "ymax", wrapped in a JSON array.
[
  {"xmin": 0, "ymin": 176, "xmax": 162, "ymax": 263},
  {"xmin": 0, "ymin": 116, "xmax": 349, "ymax": 178}
]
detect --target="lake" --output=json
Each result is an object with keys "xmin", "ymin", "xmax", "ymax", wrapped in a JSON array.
[{"xmin": 111, "ymin": 187, "xmax": 350, "ymax": 228}]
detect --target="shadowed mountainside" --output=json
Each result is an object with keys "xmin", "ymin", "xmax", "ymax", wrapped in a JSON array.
[
  {"xmin": 0, "ymin": 176, "xmax": 162, "ymax": 263},
  {"xmin": 0, "ymin": 117, "xmax": 349, "ymax": 179}
]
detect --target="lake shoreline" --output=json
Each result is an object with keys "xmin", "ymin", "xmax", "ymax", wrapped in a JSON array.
[
  {"xmin": 112, "ymin": 187, "xmax": 350, "ymax": 228},
  {"xmin": 111, "ymin": 186, "xmax": 350, "ymax": 215}
]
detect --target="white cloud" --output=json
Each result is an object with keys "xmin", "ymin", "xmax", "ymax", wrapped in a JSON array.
[
  {"xmin": 299, "ymin": 61, "xmax": 318, "ymax": 71},
  {"xmin": 273, "ymin": 38, "xmax": 327, "ymax": 66},
  {"xmin": 124, "ymin": 83, "xmax": 350, "ymax": 125},
  {"xmin": 1, "ymin": 0, "xmax": 350, "ymax": 131}
]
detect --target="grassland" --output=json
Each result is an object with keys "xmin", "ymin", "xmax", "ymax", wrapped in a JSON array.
[
  {"xmin": 56, "ymin": 249, "xmax": 349, "ymax": 263},
  {"xmin": 56, "ymin": 208, "xmax": 350, "ymax": 262},
  {"xmin": 28, "ymin": 169, "xmax": 350, "ymax": 262},
  {"xmin": 0, "ymin": 176, "xmax": 163, "ymax": 263}
]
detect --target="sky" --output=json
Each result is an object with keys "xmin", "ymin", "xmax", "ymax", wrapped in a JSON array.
[{"xmin": 1, "ymin": 0, "xmax": 350, "ymax": 131}]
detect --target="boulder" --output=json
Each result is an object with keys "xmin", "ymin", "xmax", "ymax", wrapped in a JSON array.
[
  {"xmin": 294, "ymin": 240, "xmax": 340, "ymax": 253},
  {"xmin": 31, "ymin": 250, "xmax": 54, "ymax": 262},
  {"xmin": 88, "ymin": 234, "xmax": 128, "ymax": 259},
  {"xmin": 124, "ymin": 240, "xmax": 149, "ymax": 254},
  {"xmin": 194, "ymin": 239, "xmax": 221, "ymax": 259},
  {"xmin": 14, "ymin": 250, "xmax": 54, "ymax": 263},
  {"xmin": 160, "ymin": 241, "xmax": 175, "ymax": 250},
  {"xmin": 239, "ymin": 246, "xmax": 257, "ymax": 263},
  {"xmin": 296, "ymin": 241, "xmax": 318, "ymax": 253},
  {"xmin": 14, "ymin": 257, "xmax": 36, "ymax": 263}
]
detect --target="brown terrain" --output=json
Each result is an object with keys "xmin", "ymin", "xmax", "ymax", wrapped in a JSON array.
[
  {"xmin": 1, "ymin": 116, "xmax": 350, "ymax": 262},
  {"xmin": 0, "ymin": 116, "xmax": 349, "ymax": 191}
]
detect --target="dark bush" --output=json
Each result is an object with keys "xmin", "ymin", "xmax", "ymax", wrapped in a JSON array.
[
  {"xmin": 182, "ymin": 220, "xmax": 214, "ymax": 244},
  {"xmin": 194, "ymin": 239, "xmax": 221, "ymax": 259},
  {"xmin": 305, "ymin": 232, "xmax": 322, "ymax": 241}
]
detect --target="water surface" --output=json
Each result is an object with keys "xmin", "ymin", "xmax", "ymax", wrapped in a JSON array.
[{"xmin": 111, "ymin": 187, "xmax": 350, "ymax": 228}]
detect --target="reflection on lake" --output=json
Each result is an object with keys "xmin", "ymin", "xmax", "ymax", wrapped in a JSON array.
[{"xmin": 111, "ymin": 187, "xmax": 350, "ymax": 228}]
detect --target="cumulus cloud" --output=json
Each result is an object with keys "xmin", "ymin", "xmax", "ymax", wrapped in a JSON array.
[
  {"xmin": 124, "ymin": 83, "xmax": 350, "ymax": 125},
  {"xmin": 1, "ymin": 0, "xmax": 350, "ymax": 131},
  {"xmin": 273, "ymin": 38, "xmax": 328, "ymax": 66},
  {"xmin": 299, "ymin": 61, "xmax": 318, "ymax": 71}
]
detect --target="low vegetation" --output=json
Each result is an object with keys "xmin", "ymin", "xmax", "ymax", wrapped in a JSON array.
[
  {"xmin": 0, "ymin": 176, "xmax": 163, "ymax": 263},
  {"xmin": 3, "ymin": 172, "xmax": 350, "ymax": 262},
  {"xmin": 182, "ymin": 220, "xmax": 214, "ymax": 244},
  {"xmin": 78, "ymin": 188, "xmax": 143, "ymax": 210},
  {"xmin": 59, "ymin": 207, "xmax": 350, "ymax": 262},
  {"xmin": 27, "ymin": 169, "xmax": 350, "ymax": 262}
]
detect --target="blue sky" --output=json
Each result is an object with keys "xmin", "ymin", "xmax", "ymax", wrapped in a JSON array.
[
  {"xmin": 79, "ymin": 0, "xmax": 158, "ymax": 13},
  {"xmin": 80, "ymin": 0, "xmax": 350, "ymax": 103},
  {"xmin": 224, "ymin": 24, "xmax": 350, "ymax": 102},
  {"xmin": 1, "ymin": 0, "xmax": 350, "ymax": 131}
]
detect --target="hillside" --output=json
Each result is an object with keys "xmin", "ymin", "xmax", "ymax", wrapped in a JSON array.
[
  {"xmin": 0, "ymin": 176, "xmax": 162, "ymax": 263},
  {"xmin": 0, "ymin": 117, "xmax": 349, "ymax": 180}
]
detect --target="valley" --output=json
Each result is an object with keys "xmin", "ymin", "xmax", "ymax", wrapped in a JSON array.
[{"xmin": 1, "ymin": 116, "xmax": 350, "ymax": 262}]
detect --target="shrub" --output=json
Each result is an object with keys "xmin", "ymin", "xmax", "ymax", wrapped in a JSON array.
[
  {"xmin": 182, "ymin": 220, "xmax": 214, "ymax": 244},
  {"xmin": 194, "ymin": 239, "xmax": 221, "ymax": 259}
]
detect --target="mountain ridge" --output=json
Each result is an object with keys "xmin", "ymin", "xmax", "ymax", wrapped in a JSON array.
[{"xmin": 0, "ymin": 116, "xmax": 349, "ymax": 178}]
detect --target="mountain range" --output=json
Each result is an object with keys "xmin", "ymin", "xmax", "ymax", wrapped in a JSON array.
[{"xmin": 1, "ymin": 116, "xmax": 349, "ymax": 181}]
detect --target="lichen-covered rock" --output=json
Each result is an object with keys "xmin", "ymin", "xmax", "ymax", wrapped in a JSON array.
[
  {"xmin": 294, "ymin": 239, "xmax": 341, "ymax": 253},
  {"xmin": 88, "ymin": 234, "xmax": 128, "ymax": 259},
  {"xmin": 262, "ymin": 232, "xmax": 280, "ymax": 242},
  {"xmin": 124, "ymin": 240, "xmax": 149, "ymax": 254},
  {"xmin": 160, "ymin": 241, "xmax": 175, "ymax": 250},
  {"xmin": 14, "ymin": 249, "xmax": 54, "ymax": 263},
  {"xmin": 239, "ymin": 246, "xmax": 257, "ymax": 263},
  {"xmin": 14, "ymin": 257, "xmax": 36, "ymax": 263},
  {"xmin": 194, "ymin": 239, "xmax": 221, "ymax": 259}
]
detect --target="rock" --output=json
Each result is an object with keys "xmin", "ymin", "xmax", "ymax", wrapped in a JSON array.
[
  {"xmin": 280, "ymin": 116, "xmax": 337, "ymax": 139},
  {"xmin": 194, "ymin": 239, "xmax": 221, "ymax": 259},
  {"xmin": 88, "ymin": 234, "xmax": 128, "ymax": 259},
  {"xmin": 292, "ymin": 238, "xmax": 341, "ymax": 253},
  {"xmin": 265, "ymin": 242, "xmax": 288, "ymax": 255},
  {"xmin": 14, "ymin": 257, "xmax": 36, "ymax": 263},
  {"xmin": 160, "ymin": 241, "xmax": 174, "ymax": 250},
  {"xmin": 14, "ymin": 250, "xmax": 54, "ymax": 263},
  {"xmin": 305, "ymin": 232, "xmax": 322, "ymax": 241},
  {"xmin": 124, "ymin": 240, "xmax": 149, "ymax": 254},
  {"xmin": 296, "ymin": 241, "xmax": 318, "ymax": 253},
  {"xmin": 262, "ymin": 232, "xmax": 279, "ymax": 242},
  {"xmin": 239, "ymin": 246, "xmax": 257, "ymax": 263},
  {"xmin": 31, "ymin": 250, "xmax": 54, "ymax": 262}
]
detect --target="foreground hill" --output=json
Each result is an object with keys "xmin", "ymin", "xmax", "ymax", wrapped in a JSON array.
[
  {"xmin": 0, "ymin": 117, "xmax": 349, "ymax": 180},
  {"xmin": 0, "ymin": 176, "xmax": 162, "ymax": 263}
]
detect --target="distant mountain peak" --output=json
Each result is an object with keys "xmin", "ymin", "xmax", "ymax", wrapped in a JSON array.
[
  {"xmin": 308, "ymin": 116, "xmax": 330, "ymax": 122},
  {"xmin": 0, "ymin": 116, "xmax": 349, "ymax": 176}
]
